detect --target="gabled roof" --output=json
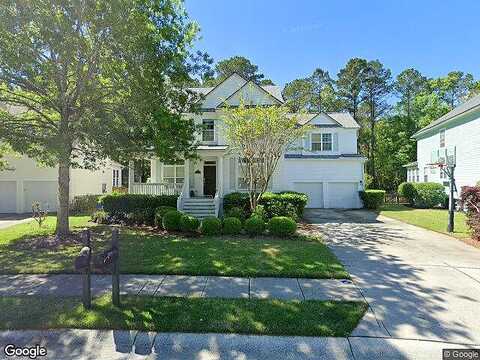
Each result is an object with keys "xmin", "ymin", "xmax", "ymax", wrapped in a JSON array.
[
  {"xmin": 220, "ymin": 80, "xmax": 283, "ymax": 106},
  {"xmin": 296, "ymin": 112, "xmax": 360, "ymax": 129},
  {"xmin": 413, "ymin": 94, "xmax": 480, "ymax": 138}
]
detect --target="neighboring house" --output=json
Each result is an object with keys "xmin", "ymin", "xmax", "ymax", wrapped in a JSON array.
[
  {"xmin": 0, "ymin": 155, "xmax": 122, "ymax": 213},
  {"xmin": 407, "ymin": 94, "xmax": 480, "ymax": 194},
  {"xmin": 130, "ymin": 73, "xmax": 367, "ymax": 217}
]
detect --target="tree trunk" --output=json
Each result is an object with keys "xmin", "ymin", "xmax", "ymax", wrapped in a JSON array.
[
  {"xmin": 369, "ymin": 101, "xmax": 377, "ymax": 188},
  {"xmin": 56, "ymin": 155, "xmax": 71, "ymax": 237}
]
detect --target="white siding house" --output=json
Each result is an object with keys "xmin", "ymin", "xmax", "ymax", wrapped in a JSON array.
[
  {"xmin": 409, "ymin": 94, "xmax": 480, "ymax": 195},
  {"xmin": 133, "ymin": 73, "xmax": 367, "ymax": 216}
]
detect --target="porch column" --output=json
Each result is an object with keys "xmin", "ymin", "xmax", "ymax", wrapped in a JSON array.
[
  {"xmin": 184, "ymin": 159, "xmax": 190, "ymax": 198},
  {"xmin": 128, "ymin": 160, "xmax": 134, "ymax": 193},
  {"xmin": 217, "ymin": 155, "xmax": 224, "ymax": 195}
]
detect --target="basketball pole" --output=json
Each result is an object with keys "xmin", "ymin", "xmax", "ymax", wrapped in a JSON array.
[{"xmin": 447, "ymin": 165, "xmax": 455, "ymax": 233}]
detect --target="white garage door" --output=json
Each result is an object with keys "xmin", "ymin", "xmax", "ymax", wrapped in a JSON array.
[
  {"xmin": 293, "ymin": 182, "xmax": 324, "ymax": 208},
  {"xmin": 24, "ymin": 181, "xmax": 58, "ymax": 212},
  {"xmin": 0, "ymin": 181, "xmax": 17, "ymax": 213},
  {"xmin": 327, "ymin": 182, "xmax": 358, "ymax": 209}
]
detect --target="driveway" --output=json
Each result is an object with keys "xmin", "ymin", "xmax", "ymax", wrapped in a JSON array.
[
  {"xmin": 0, "ymin": 214, "xmax": 32, "ymax": 230},
  {"xmin": 305, "ymin": 209, "xmax": 480, "ymax": 346}
]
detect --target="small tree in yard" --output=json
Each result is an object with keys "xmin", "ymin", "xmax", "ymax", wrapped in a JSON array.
[
  {"xmin": 460, "ymin": 186, "xmax": 480, "ymax": 241},
  {"xmin": 0, "ymin": 1, "xmax": 201, "ymax": 237},
  {"xmin": 222, "ymin": 103, "xmax": 310, "ymax": 212}
]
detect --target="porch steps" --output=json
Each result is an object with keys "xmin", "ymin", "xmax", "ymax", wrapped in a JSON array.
[{"xmin": 182, "ymin": 198, "xmax": 216, "ymax": 219}]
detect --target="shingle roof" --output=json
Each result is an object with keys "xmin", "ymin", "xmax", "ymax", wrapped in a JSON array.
[
  {"xmin": 294, "ymin": 112, "xmax": 360, "ymax": 128},
  {"xmin": 413, "ymin": 94, "xmax": 480, "ymax": 138},
  {"xmin": 189, "ymin": 84, "xmax": 284, "ymax": 102}
]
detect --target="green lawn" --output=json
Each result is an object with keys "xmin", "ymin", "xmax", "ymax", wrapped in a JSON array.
[
  {"xmin": 0, "ymin": 217, "xmax": 348, "ymax": 279},
  {"xmin": 380, "ymin": 204, "xmax": 470, "ymax": 238},
  {"xmin": 0, "ymin": 295, "xmax": 366, "ymax": 337}
]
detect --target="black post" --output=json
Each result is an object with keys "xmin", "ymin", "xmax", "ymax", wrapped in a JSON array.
[
  {"xmin": 83, "ymin": 230, "xmax": 92, "ymax": 309},
  {"xmin": 447, "ymin": 166, "xmax": 455, "ymax": 233},
  {"xmin": 111, "ymin": 228, "xmax": 120, "ymax": 306}
]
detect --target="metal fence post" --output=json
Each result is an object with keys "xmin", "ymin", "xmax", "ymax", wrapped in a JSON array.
[{"xmin": 111, "ymin": 228, "xmax": 120, "ymax": 306}]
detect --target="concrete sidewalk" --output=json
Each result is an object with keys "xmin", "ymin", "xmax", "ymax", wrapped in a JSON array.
[
  {"xmin": 1, "ymin": 329, "xmax": 478, "ymax": 360},
  {"xmin": 0, "ymin": 274, "xmax": 362, "ymax": 301}
]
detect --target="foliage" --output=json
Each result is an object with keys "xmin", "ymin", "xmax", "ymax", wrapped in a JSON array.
[
  {"xmin": 223, "ymin": 193, "xmax": 250, "ymax": 213},
  {"xmin": 336, "ymin": 58, "xmax": 368, "ymax": 121},
  {"xmin": 412, "ymin": 183, "xmax": 447, "ymax": 209},
  {"xmin": 180, "ymin": 215, "xmax": 200, "ymax": 233},
  {"xmin": 162, "ymin": 210, "xmax": 183, "ymax": 231},
  {"xmin": 267, "ymin": 217, "xmax": 297, "ymax": 237},
  {"xmin": 359, "ymin": 190, "xmax": 385, "ymax": 210},
  {"xmin": 154, "ymin": 206, "xmax": 177, "ymax": 227},
  {"xmin": 91, "ymin": 210, "xmax": 108, "ymax": 225},
  {"xmin": 397, "ymin": 182, "xmax": 417, "ymax": 205},
  {"xmin": 31, "ymin": 202, "xmax": 48, "ymax": 228},
  {"xmin": 0, "ymin": 0, "xmax": 199, "ymax": 236},
  {"xmin": 252, "ymin": 205, "xmax": 267, "ymax": 222},
  {"xmin": 224, "ymin": 207, "xmax": 247, "ymax": 223},
  {"xmin": 222, "ymin": 104, "xmax": 310, "ymax": 211},
  {"xmin": 459, "ymin": 186, "xmax": 480, "ymax": 241},
  {"xmin": 100, "ymin": 194, "xmax": 177, "ymax": 217},
  {"xmin": 70, "ymin": 195, "xmax": 101, "ymax": 215},
  {"xmin": 222, "ymin": 217, "xmax": 242, "ymax": 235},
  {"xmin": 244, "ymin": 216, "xmax": 265, "ymax": 236},
  {"xmin": 126, "ymin": 210, "xmax": 149, "ymax": 226},
  {"xmin": 200, "ymin": 217, "xmax": 222, "ymax": 236},
  {"xmin": 211, "ymin": 56, "xmax": 270, "ymax": 85},
  {"xmin": 430, "ymin": 71, "xmax": 476, "ymax": 108},
  {"xmin": 282, "ymin": 79, "xmax": 313, "ymax": 112}
]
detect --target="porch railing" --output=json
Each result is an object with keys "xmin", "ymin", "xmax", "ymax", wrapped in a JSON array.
[{"xmin": 130, "ymin": 183, "xmax": 182, "ymax": 196}]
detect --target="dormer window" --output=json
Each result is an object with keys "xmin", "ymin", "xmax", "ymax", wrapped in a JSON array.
[
  {"xmin": 311, "ymin": 133, "xmax": 333, "ymax": 152},
  {"xmin": 202, "ymin": 119, "xmax": 215, "ymax": 142}
]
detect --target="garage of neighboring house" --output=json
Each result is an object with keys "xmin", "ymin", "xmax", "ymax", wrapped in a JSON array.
[
  {"xmin": 0, "ymin": 181, "xmax": 17, "ymax": 213},
  {"xmin": 23, "ymin": 181, "xmax": 58, "ymax": 212}
]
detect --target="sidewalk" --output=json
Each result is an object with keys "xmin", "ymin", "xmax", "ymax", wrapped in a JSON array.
[
  {"xmin": 0, "ymin": 274, "xmax": 362, "ymax": 301},
  {"xmin": 1, "ymin": 329, "xmax": 478, "ymax": 360}
]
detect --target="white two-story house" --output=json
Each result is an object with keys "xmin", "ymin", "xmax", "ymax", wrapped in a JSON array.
[
  {"xmin": 130, "ymin": 73, "xmax": 366, "ymax": 217},
  {"xmin": 406, "ymin": 94, "xmax": 480, "ymax": 194}
]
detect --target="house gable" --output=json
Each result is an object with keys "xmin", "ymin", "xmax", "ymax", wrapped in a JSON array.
[
  {"xmin": 200, "ymin": 73, "xmax": 247, "ymax": 109},
  {"xmin": 305, "ymin": 113, "xmax": 342, "ymax": 127},
  {"xmin": 221, "ymin": 80, "xmax": 282, "ymax": 107}
]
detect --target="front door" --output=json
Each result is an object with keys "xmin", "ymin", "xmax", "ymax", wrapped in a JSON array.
[{"xmin": 203, "ymin": 165, "xmax": 216, "ymax": 197}]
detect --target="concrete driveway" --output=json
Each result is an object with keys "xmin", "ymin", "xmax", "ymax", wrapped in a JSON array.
[
  {"xmin": 0, "ymin": 214, "xmax": 32, "ymax": 230},
  {"xmin": 305, "ymin": 209, "xmax": 480, "ymax": 346}
]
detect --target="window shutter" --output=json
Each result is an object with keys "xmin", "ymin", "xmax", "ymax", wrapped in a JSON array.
[
  {"xmin": 333, "ymin": 133, "xmax": 339, "ymax": 151},
  {"xmin": 229, "ymin": 157, "xmax": 236, "ymax": 190},
  {"xmin": 303, "ymin": 135, "xmax": 310, "ymax": 152}
]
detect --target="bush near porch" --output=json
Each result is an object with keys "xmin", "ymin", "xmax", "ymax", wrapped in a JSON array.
[
  {"xmin": 223, "ymin": 191, "xmax": 308, "ymax": 220},
  {"xmin": 397, "ymin": 182, "xmax": 448, "ymax": 209}
]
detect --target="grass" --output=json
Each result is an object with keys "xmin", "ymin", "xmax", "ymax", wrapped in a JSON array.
[
  {"xmin": 0, "ymin": 217, "xmax": 348, "ymax": 279},
  {"xmin": 380, "ymin": 204, "xmax": 470, "ymax": 238},
  {"xmin": 0, "ymin": 294, "xmax": 367, "ymax": 337}
]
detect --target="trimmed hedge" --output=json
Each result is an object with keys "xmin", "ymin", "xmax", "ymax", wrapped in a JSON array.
[
  {"xmin": 224, "ymin": 207, "xmax": 246, "ymax": 223},
  {"xmin": 154, "ymin": 206, "xmax": 177, "ymax": 227},
  {"xmin": 267, "ymin": 216, "xmax": 297, "ymax": 237},
  {"xmin": 71, "ymin": 194, "xmax": 102, "ymax": 215},
  {"xmin": 397, "ymin": 182, "xmax": 416, "ymax": 205},
  {"xmin": 180, "ymin": 215, "xmax": 200, "ymax": 233},
  {"xmin": 100, "ymin": 194, "xmax": 178, "ymax": 216},
  {"xmin": 412, "ymin": 183, "xmax": 447, "ymax": 209},
  {"xmin": 245, "ymin": 215, "xmax": 265, "ymax": 236},
  {"xmin": 201, "ymin": 217, "xmax": 222, "ymax": 236},
  {"xmin": 360, "ymin": 190, "xmax": 385, "ymax": 210},
  {"xmin": 162, "ymin": 210, "xmax": 183, "ymax": 231},
  {"xmin": 223, "ymin": 217, "xmax": 242, "ymax": 235},
  {"xmin": 223, "ymin": 191, "xmax": 308, "ymax": 220}
]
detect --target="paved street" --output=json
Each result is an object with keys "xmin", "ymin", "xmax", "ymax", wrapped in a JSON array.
[{"xmin": 305, "ymin": 209, "xmax": 480, "ymax": 346}]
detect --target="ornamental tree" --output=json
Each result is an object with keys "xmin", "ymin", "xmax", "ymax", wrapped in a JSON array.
[
  {"xmin": 0, "ymin": 0, "xmax": 200, "ymax": 236},
  {"xmin": 222, "ymin": 103, "xmax": 310, "ymax": 211}
]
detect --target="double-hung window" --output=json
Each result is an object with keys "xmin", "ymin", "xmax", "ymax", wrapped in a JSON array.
[
  {"xmin": 202, "ymin": 119, "xmax": 215, "ymax": 142},
  {"xmin": 163, "ymin": 162, "xmax": 184, "ymax": 184},
  {"xmin": 112, "ymin": 169, "xmax": 120, "ymax": 187},
  {"xmin": 311, "ymin": 133, "xmax": 333, "ymax": 152}
]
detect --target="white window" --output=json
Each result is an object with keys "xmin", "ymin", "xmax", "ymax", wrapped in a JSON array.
[
  {"xmin": 202, "ymin": 119, "xmax": 215, "ymax": 142},
  {"xmin": 311, "ymin": 133, "xmax": 333, "ymax": 152},
  {"xmin": 112, "ymin": 169, "xmax": 120, "ymax": 187},
  {"xmin": 163, "ymin": 162, "xmax": 184, "ymax": 184},
  {"xmin": 440, "ymin": 129, "xmax": 445, "ymax": 148}
]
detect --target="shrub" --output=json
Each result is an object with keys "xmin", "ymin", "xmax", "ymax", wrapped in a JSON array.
[
  {"xmin": 162, "ymin": 210, "xmax": 183, "ymax": 231},
  {"xmin": 224, "ymin": 207, "xmax": 246, "ymax": 222},
  {"xmin": 91, "ymin": 210, "xmax": 108, "ymax": 224},
  {"xmin": 460, "ymin": 186, "xmax": 480, "ymax": 241},
  {"xmin": 267, "ymin": 216, "xmax": 297, "ymax": 237},
  {"xmin": 244, "ymin": 215, "xmax": 265, "ymax": 236},
  {"xmin": 397, "ymin": 182, "xmax": 416, "ymax": 205},
  {"xmin": 264, "ymin": 201, "xmax": 298, "ymax": 221},
  {"xmin": 412, "ymin": 183, "xmax": 447, "ymax": 209},
  {"xmin": 180, "ymin": 215, "xmax": 200, "ymax": 233},
  {"xmin": 100, "ymin": 194, "xmax": 178, "ymax": 216},
  {"xmin": 201, "ymin": 217, "xmax": 222, "ymax": 236},
  {"xmin": 71, "ymin": 194, "xmax": 101, "ymax": 215},
  {"xmin": 252, "ymin": 205, "xmax": 266, "ymax": 221},
  {"xmin": 223, "ymin": 217, "xmax": 242, "ymax": 235},
  {"xmin": 359, "ymin": 190, "xmax": 385, "ymax": 210},
  {"xmin": 223, "ymin": 192, "xmax": 250, "ymax": 213},
  {"xmin": 154, "ymin": 206, "xmax": 177, "ymax": 227}
]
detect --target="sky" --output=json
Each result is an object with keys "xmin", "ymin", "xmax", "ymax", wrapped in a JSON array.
[{"xmin": 185, "ymin": 0, "xmax": 480, "ymax": 87}]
